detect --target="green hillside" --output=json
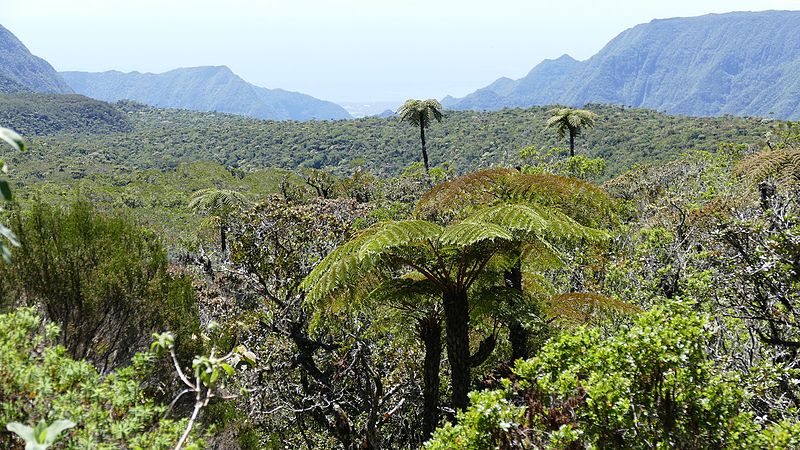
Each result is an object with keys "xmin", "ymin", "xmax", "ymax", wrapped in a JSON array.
[
  {"xmin": 1, "ymin": 99, "xmax": 772, "ymax": 185},
  {"xmin": 0, "ymin": 93, "xmax": 132, "ymax": 135}
]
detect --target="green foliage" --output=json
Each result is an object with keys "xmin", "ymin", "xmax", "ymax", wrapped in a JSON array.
[
  {"xmin": 0, "ymin": 125, "xmax": 24, "ymax": 262},
  {"xmin": 397, "ymin": 99, "xmax": 445, "ymax": 129},
  {"xmin": 518, "ymin": 146, "xmax": 606, "ymax": 181},
  {"xmin": 545, "ymin": 108, "xmax": 598, "ymax": 140},
  {"xmin": 0, "ymin": 93, "xmax": 132, "ymax": 135},
  {"xmin": 1, "ymin": 200, "xmax": 201, "ymax": 369},
  {"xmin": 0, "ymin": 102, "xmax": 771, "ymax": 187},
  {"xmin": 425, "ymin": 301, "xmax": 799, "ymax": 449},
  {"xmin": 6, "ymin": 420, "xmax": 75, "ymax": 450},
  {"xmin": 0, "ymin": 308, "xmax": 199, "ymax": 449},
  {"xmin": 424, "ymin": 390, "xmax": 525, "ymax": 450}
]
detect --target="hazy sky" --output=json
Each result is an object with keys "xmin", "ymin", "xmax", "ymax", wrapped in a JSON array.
[{"xmin": 4, "ymin": 0, "xmax": 799, "ymax": 102}]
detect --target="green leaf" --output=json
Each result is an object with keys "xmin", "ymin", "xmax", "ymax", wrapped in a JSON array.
[
  {"xmin": 0, "ymin": 127, "xmax": 25, "ymax": 152},
  {"xmin": 234, "ymin": 345, "xmax": 257, "ymax": 366},
  {"xmin": 0, "ymin": 180, "xmax": 12, "ymax": 201},
  {"xmin": 220, "ymin": 362, "xmax": 235, "ymax": 376},
  {"xmin": 6, "ymin": 422, "xmax": 37, "ymax": 444},
  {"xmin": 439, "ymin": 221, "xmax": 513, "ymax": 247},
  {"xmin": 44, "ymin": 420, "xmax": 75, "ymax": 444},
  {"xmin": 0, "ymin": 224, "xmax": 19, "ymax": 247}
]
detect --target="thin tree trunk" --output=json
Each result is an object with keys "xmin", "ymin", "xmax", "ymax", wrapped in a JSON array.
[
  {"xmin": 420, "ymin": 123, "xmax": 429, "ymax": 173},
  {"xmin": 220, "ymin": 224, "xmax": 227, "ymax": 254},
  {"xmin": 504, "ymin": 264, "xmax": 530, "ymax": 361},
  {"xmin": 569, "ymin": 128, "xmax": 575, "ymax": 157},
  {"xmin": 443, "ymin": 289, "xmax": 470, "ymax": 411},
  {"xmin": 418, "ymin": 314, "xmax": 442, "ymax": 439}
]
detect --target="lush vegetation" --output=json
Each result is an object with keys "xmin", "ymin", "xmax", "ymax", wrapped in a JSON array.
[
  {"xmin": 1, "ymin": 99, "xmax": 799, "ymax": 449},
  {"xmin": 0, "ymin": 95, "xmax": 773, "ymax": 186}
]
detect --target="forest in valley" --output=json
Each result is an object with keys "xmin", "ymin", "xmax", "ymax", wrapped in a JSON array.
[{"xmin": 1, "ymin": 98, "xmax": 800, "ymax": 450}]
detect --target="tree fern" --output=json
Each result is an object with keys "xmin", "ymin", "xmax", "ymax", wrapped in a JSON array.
[
  {"xmin": 188, "ymin": 188, "xmax": 251, "ymax": 214},
  {"xmin": 735, "ymin": 148, "xmax": 800, "ymax": 190},
  {"xmin": 439, "ymin": 221, "xmax": 514, "ymax": 247},
  {"xmin": 416, "ymin": 169, "xmax": 616, "ymax": 228},
  {"xmin": 359, "ymin": 220, "xmax": 443, "ymax": 257},
  {"xmin": 545, "ymin": 292, "xmax": 641, "ymax": 326}
]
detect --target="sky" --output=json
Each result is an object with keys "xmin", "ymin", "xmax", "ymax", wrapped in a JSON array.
[{"xmin": 3, "ymin": 0, "xmax": 800, "ymax": 103}]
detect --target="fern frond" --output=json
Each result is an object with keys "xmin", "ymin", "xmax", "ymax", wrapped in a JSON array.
[
  {"xmin": 188, "ymin": 188, "xmax": 251, "ymax": 216},
  {"xmin": 464, "ymin": 204, "xmax": 549, "ymax": 235},
  {"xmin": 735, "ymin": 148, "xmax": 800, "ymax": 189},
  {"xmin": 545, "ymin": 292, "xmax": 640, "ymax": 325},
  {"xmin": 359, "ymin": 220, "xmax": 442, "ymax": 256},
  {"xmin": 520, "ymin": 238, "xmax": 566, "ymax": 270},
  {"xmin": 439, "ymin": 221, "xmax": 513, "ymax": 247},
  {"xmin": 416, "ymin": 169, "xmax": 616, "ymax": 228},
  {"xmin": 302, "ymin": 230, "xmax": 378, "ymax": 302},
  {"xmin": 398, "ymin": 99, "xmax": 444, "ymax": 128}
]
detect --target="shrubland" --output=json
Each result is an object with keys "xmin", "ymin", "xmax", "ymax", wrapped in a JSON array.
[{"xmin": 1, "ymin": 106, "xmax": 798, "ymax": 448}]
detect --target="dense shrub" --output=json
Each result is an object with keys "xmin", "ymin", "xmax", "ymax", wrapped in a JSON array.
[
  {"xmin": 425, "ymin": 301, "xmax": 800, "ymax": 449},
  {"xmin": 0, "ymin": 200, "xmax": 200, "ymax": 371},
  {"xmin": 0, "ymin": 308, "xmax": 201, "ymax": 449}
]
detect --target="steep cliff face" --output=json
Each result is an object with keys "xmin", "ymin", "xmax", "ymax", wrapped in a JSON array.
[
  {"xmin": 445, "ymin": 11, "xmax": 800, "ymax": 119},
  {"xmin": 0, "ymin": 24, "xmax": 73, "ymax": 94}
]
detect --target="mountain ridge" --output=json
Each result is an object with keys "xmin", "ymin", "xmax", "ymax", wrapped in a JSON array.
[
  {"xmin": 443, "ymin": 10, "xmax": 800, "ymax": 119},
  {"xmin": 0, "ymin": 24, "xmax": 73, "ymax": 94},
  {"xmin": 61, "ymin": 65, "xmax": 351, "ymax": 121}
]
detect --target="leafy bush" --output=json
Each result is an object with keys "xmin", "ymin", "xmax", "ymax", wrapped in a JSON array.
[
  {"xmin": 425, "ymin": 301, "xmax": 799, "ymax": 449},
  {"xmin": 0, "ymin": 308, "xmax": 201, "ymax": 449},
  {"xmin": 1, "ymin": 200, "xmax": 200, "ymax": 370}
]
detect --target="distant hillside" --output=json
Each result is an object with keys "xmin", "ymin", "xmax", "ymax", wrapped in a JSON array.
[
  {"xmin": 444, "ymin": 10, "xmax": 800, "ymax": 119},
  {"xmin": 61, "ymin": 66, "xmax": 351, "ymax": 121},
  {"xmin": 0, "ymin": 24, "xmax": 73, "ymax": 94},
  {"xmin": 4, "ymin": 103, "xmax": 774, "ymax": 184},
  {"xmin": 0, "ymin": 93, "xmax": 132, "ymax": 135}
]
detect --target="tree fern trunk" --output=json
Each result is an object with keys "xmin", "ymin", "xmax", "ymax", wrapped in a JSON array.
[
  {"xmin": 443, "ymin": 289, "xmax": 470, "ymax": 411},
  {"xmin": 419, "ymin": 313, "xmax": 442, "ymax": 439},
  {"xmin": 505, "ymin": 264, "xmax": 529, "ymax": 361},
  {"xmin": 420, "ymin": 123, "xmax": 429, "ymax": 173},
  {"xmin": 220, "ymin": 224, "xmax": 227, "ymax": 254},
  {"xmin": 569, "ymin": 129, "xmax": 575, "ymax": 157}
]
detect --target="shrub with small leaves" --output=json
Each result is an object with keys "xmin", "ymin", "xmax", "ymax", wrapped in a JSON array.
[{"xmin": 0, "ymin": 308, "xmax": 201, "ymax": 449}]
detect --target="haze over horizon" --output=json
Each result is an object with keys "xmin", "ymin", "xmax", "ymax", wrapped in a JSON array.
[{"xmin": 4, "ymin": 0, "xmax": 800, "ymax": 103}]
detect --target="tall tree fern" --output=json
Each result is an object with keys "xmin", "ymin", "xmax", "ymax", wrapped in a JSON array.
[
  {"xmin": 188, "ymin": 188, "xmax": 251, "ymax": 254},
  {"xmin": 545, "ymin": 107, "xmax": 599, "ymax": 157},
  {"xmin": 415, "ymin": 169, "xmax": 616, "ymax": 361},
  {"xmin": 303, "ymin": 202, "xmax": 601, "ymax": 413},
  {"xmin": 398, "ymin": 99, "xmax": 444, "ymax": 173}
]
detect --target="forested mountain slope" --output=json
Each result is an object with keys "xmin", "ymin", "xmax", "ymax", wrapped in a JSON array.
[
  {"xmin": 61, "ymin": 66, "xmax": 351, "ymax": 121},
  {"xmin": 0, "ymin": 93, "xmax": 132, "ymax": 135},
  {"xmin": 0, "ymin": 24, "xmax": 73, "ymax": 94},
  {"xmin": 0, "ymin": 96, "xmax": 773, "ymax": 183},
  {"xmin": 444, "ymin": 10, "xmax": 800, "ymax": 119}
]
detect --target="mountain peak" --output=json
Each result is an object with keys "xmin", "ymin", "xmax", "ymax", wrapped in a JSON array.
[
  {"xmin": 444, "ymin": 10, "xmax": 800, "ymax": 120},
  {"xmin": 60, "ymin": 66, "xmax": 351, "ymax": 121},
  {"xmin": 0, "ymin": 24, "xmax": 73, "ymax": 94}
]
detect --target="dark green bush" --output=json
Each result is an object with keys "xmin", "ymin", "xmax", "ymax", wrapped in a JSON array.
[{"xmin": 0, "ymin": 199, "xmax": 200, "ymax": 370}]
